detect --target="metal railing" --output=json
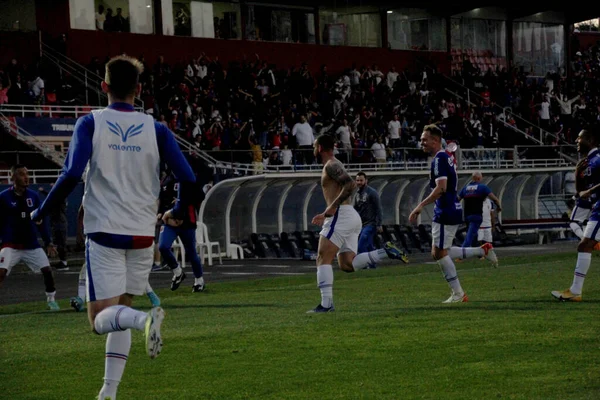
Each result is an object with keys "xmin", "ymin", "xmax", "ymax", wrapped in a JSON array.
[
  {"xmin": 40, "ymin": 41, "xmax": 144, "ymax": 109},
  {"xmin": 0, "ymin": 104, "xmax": 144, "ymax": 117},
  {"xmin": 0, "ymin": 169, "xmax": 63, "ymax": 184},
  {"xmin": 0, "ymin": 112, "xmax": 65, "ymax": 167}
]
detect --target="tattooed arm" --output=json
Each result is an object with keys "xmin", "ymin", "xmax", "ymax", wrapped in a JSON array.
[{"xmin": 324, "ymin": 160, "xmax": 357, "ymax": 216}]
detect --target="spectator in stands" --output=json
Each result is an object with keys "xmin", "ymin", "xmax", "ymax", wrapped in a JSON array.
[
  {"xmin": 292, "ymin": 114, "xmax": 315, "ymax": 165},
  {"xmin": 0, "ymin": 75, "xmax": 10, "ymax": 105},
  {"xmin": 95, "ymin": 5, "xmax": 106, "ymax": 30}
]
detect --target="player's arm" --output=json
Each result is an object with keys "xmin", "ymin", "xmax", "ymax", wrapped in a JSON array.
[
  {"xmin": 155, "ymin": 123, "xmax": 196, "ymax": 221},
  {"xmin": 487, "ymin": 192, "xmax": 502, "ymax": 212},
  {"xmin": 409, "ymin": 157, "xmax": 447, "ymax": 223},
  {"xmin": 324, "ymin": 160, "xmax": 356, "ymax": 216},
  {"xmin": 31, "ymin": 115, "xmax": 94, "ymax": 222},
  {"xmin": 575, "ymin": 158, "xmax": 588, "ymax": 193}
]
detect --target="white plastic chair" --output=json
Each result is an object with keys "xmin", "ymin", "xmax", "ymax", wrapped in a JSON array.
[{"xmin": 196, "ymin": 222, "xmax": 222, "ymax": 266}]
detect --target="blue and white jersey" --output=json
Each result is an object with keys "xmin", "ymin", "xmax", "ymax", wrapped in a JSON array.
[
  {"xmin": 34, "ymin": 103, "xmax": 196, "ymax": 249},
  {"xmin": 585, "ymin": 148, "xmax": 600, "ymax": 220},
  {"xmin": 459, "ymin": 181, "xmax": 491, "ymax": 218},
  {"xmin": 0, "ymin": 187, "xmax": 50, "ymax": 249},
  {"xmin": 430, "ymin": 150, "xmax": 462, "ymax": 225}
]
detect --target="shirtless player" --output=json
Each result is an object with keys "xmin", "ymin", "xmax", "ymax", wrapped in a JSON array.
[{"xmin": 308, "ymin": 135, "xmax": 409, "ymax": 313}]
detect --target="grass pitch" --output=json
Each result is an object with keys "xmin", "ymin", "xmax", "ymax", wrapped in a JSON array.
[{"xmin": 2, "ymin": 251, "xmax": 600, "ymax": 400}]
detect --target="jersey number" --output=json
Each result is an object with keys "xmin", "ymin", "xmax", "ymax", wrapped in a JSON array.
[{"xmin": 21, "ymin": 212, "xmax": 26, "ymax": 219}]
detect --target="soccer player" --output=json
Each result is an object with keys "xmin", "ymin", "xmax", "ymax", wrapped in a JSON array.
[
  {"xmin": 308, "ymin": 135, "xmax": 408, "ymax": 313},
  {"xmin": 353, "ymin": 171, "xmax": 383, "ymax": 269},
  {"xmin": 0, "ymin": 164, "xmax": 59, "ymax": 310},
  {"xmin": 569, "ymin": 145, "xmax": 594, "ymax": 241},
  {"xmin": 478, "ymin": 198, "xmax": 495, "ymax": 245},
  {"xmin": 157, "ymin": 170, "xmax": 205, "ymax": 292},
  {"xmin": 457, "ymin": 171, "xmax": 502, "ymax": 247},
  {"xmin": 409, "ymin": 125, "xmax": 497, "ymax": 303},
  {"xmin": 552, "ymin": 129, "xmax": 600, "ymax": 302},
  {"xmin": 32, "ymin": 55, "xmax": 196, "ymax": 400}
]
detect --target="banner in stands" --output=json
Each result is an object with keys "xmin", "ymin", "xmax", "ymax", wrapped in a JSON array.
[{"xmin": 15, "ymin": 117, "xmax": 77, "ymax": 137}]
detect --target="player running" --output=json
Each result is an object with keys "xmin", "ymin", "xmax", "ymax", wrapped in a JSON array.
[
  {"xmin": 409, "ymin": 125, "xmax": 497, "ymax": 303},
  {"xmin": 552, "ymin": 128, "xmax": 600, "ymax": 302},
  {"xmin": 32, "ymin": 55, "xmax": 196, "ymax": 400},
  {"xmin": 0, "ymin": 164, "xmax": 59, "ymax": 310},
  {"xmin": 157, "ymin": 170, "xmax": 206, "ymax": 292},
  {"xmin": 308, "ymin": 135, "xmax": 408, "ymax": 313}
]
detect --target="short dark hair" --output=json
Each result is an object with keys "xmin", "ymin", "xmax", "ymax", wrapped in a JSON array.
[
  {"xmin": 10, "ymin": 164, "xmax": 26, "ymax": 175},
  {"xmin": 356, "ymin": 171, "xmax": 367, "ymax": 180},
  {"xmin": 581, "ymin": 127, "xmax": 600, "ymax": 146},
  {"xmin": 423, "ymin": 124, "xmax": 443, "ymax": 139},
  {"xmin": 104, "ymin": 55, "xmax": 143, "ymax": 100},
  {"xmin": 315, "ymin": 134, "xmax": 335, "ymax": 152}
]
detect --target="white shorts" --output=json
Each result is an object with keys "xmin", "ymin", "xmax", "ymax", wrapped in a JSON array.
[
  {"xmin": 478, "ymin": 227, "xmax": 493, "ymax": 243},
  {"xmin": 431, "ymin": 222, "xmax": 458, "ymax": 250},
  {"xmin": 319, "ymin": 205, "xmax": 362, "ymax": 254},
  {"xmin": 0, "ymin": 247, "xmax": 50, "ymax": 275},
  {"xmin": 85, "ymin": 238, "xmax": 153, "ymax": 301},
  {"xmin": 584, "ymin": 220, "xmax": 600, "ymax": 241},
  {"xmin": 571, "ymin": 205, "xmax": 592, "ymax": 223}
]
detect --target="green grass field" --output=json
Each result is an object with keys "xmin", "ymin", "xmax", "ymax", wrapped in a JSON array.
[{"xmin": 2, "ymin": 251, "xmax": 600, "ymax": 400}]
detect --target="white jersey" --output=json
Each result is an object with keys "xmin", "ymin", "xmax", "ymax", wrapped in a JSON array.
[
  {"xmin": 83, "ymin": 108, "xmax": 160, "ymax": 237},
  {"xmin": 481, "ymin": 198, "xmax": 493, "ymax": 228}
]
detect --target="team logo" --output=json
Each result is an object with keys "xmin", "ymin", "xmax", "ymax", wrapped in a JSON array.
[
  {"xmin": 26, "ymin": 198, "xmax": 33, "ymax": 207},
  {"xmin": 107, "ymin": 121, "xmax": 144, "ymax": 152}
]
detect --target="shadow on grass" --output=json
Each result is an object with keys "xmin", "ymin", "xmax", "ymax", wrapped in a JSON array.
[{"xmin": 163, "ymin": 303, "xmax": 280, "ymax": 310}]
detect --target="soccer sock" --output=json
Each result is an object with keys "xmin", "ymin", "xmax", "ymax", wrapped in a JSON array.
[
  {"xmin": 100, "ymin": 329, "xmax": 131, "ymax": 399},
  {"xmin": 195, "ymin": 277, "xmax": 204, "ymax": 285},
  {"xmin": 45, "ymin": 291, "xmax": 56, "ymax": 302},
  {"xmin": 438, "ymin": 256, "xmax": 464, "ymax": 295},
  {"xmin": 570, "ymin": 252, "xmax": 592, "ymax": 295},
  {"xmin": 78, "ymin": 264, "xmax": 87, "ymax": 300},
  {"xmin": 41, "ymin": 268, "xmax": 56, "ymax": 293},
  {"xmin": 352, "ymin": 249, "xmax": 388, "ymax": 270},
  {"xmin": 570, "ymin": 222, "xmax": 584, "ymax": 240},
  {"xmin": 448, "ymin": 246, "xmax": 484, "ymax": 260},
  {"xmin": 317, "ymin": 264, "xmax": 334, "ymax": 308},
  {"xmin": 172, "ymin": 265, "xmax": 183, "ymax": 277},
  {"xmin": 146, "ymin": 283, "xmax": 154, "ymax": 294},
  {"xmin": 94, "ymin": 305, "xmax": 147, "ymax": 334}
]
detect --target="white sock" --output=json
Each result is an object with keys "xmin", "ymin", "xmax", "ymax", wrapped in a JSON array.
[
  {"xmin": 570, "ymin": 252, "xmax": 592, "ymax": 295},
  {"xmin": 61, "ymin": 260, "xmax": 68, "ymax": 266},
  {"xmin": 78, "ymin": 264, "xmax": 87, "ymax": 300},
  {"xmin": 317, "ymin": 264, "xmax": 334, "ymax": 308},
  {"xmin": 172, "ymin": 265, "xmax": 183, "ymax": 277},
  {"xmin": 448, "ymin": 247, "xmax": 484, "ymax": 260},
  {"xmin": 438, "ymin": 256, "xmax": 464, "ymax": 295},
  {"xmin": 94, "ymin": 305, "xmax": 147, "ymax": 334},
  {"xmin": 570, "ymin": 222, "xmax": 584, "ymax": 240},
  {"xmin": 99, "ymin": 329, "xmax": 131, "ymax": 400},
  {"xmin": 146, "ymin": 283, "xmax": 154, "ymax": 294},
  {"xmin": 195, "ymin": 277, "xmax": 204, "ymax": 285},
  {"xmin": 352, "ymin": 249, "xmax": 387, "ymax": 270},
  {"xmin": 46, "ymin": 291, "xmax": 56, "ymax": 302}
]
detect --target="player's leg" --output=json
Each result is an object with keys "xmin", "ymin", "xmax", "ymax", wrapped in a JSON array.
[
  {"xmin": 431, "ymin": 222, "xmax": 468, "ymax": 303},
  {"xmin": 308, "ymin": 235, "xmax": 339, "ymax": 313},
  {"xmin": 462, "ymin": 219, "xmax": 481, "ymax": 248},
  {"xmin": 0, "ymin": 247, "xmax": 19, "ymax": 288},
  {"xmin": 552, "ymin": 221, "xmax": 599, "ymax": 301},
  {"xmin": 89, "ymin": 240, "xmax": 163, "ymax": 400},
  {"xmin": 145, "ymin": 281, "xmax": 161, "ymax": 307},
  {"xmin": 569, "ymin": 206, "xmax": 586, "ymax": 240},
  {"xmin": 448, "ymin": 222, "xmax": 498, "ymax": 266},
  {"xmin": 70, "ymin": 263, "xmax": 87, "ymax": 312},
  {"xmin": 53, "ymin": 223, "xmax": 69, "ymax": 270},
  {"xmin": 179, "ymin": 227, "xmax": 205, "ymax": 292},
  {"xmin": 22, "ymin": 248, "xmax": 60, "ymax": 310},
  {"xmin": 151, "ymin": 224, "xmax": 162, "ymax": 271},
  {"xmin": 158, "ymin": 225, "xmax": 186, "ymax": 291}
]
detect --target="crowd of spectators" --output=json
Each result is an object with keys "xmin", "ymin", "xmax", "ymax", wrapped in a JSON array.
[{"xmin": 3, "ymin": 39, "xmax": 600, "ymax": 170}]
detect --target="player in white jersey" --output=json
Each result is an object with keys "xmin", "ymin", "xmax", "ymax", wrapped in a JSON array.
[
  {"xmin": 32, "ymin": 56, "xmax": 197, "ymax": 400},
  {"xmin": 478, "ymin": 198, "xmax": 495, "ymax": 244}
]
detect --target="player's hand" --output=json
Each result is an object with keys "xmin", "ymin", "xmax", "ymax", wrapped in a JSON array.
[
  {"xmin": 496, "ymin": 205, "xmax": 502, "ymax": 213},
  {"xmin": 409, "ymin": 207, "xmax": 422, "ymax": 224},
  {"xmin": 311, "ymin": 213, "xmax": 326, "ymax": 227},
  {"xmin": 46, "ymin": 244, "xmax": 57, "ymax": 258},
  {"xmin": 576, "ymin": 158, "xmax": 589, "ymax": 170},
  {"xmin": 156, "ymin": 213, "xmax": 163, "ymax": 221},
  {"xmin": 377, "ymin": 226, "xmax": 383, "ymax": 233},
  {"xmin": 30, "ymin": 209, "xmax": 42, "ymax": 224},
  {"xmin": 162, "ymin": 209, "xmax": 183, "ymax": 227}
]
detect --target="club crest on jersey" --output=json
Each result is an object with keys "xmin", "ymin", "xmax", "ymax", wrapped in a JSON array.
[
  {"xmin": 26, "ymin": 198, "xmax": 33, "ymax": 207},
  {"xmin": 107, "ymin": 121, "xmax": 144, "ymax": 152}
]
